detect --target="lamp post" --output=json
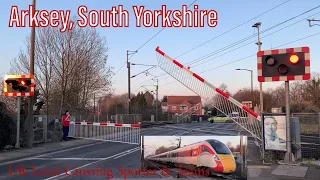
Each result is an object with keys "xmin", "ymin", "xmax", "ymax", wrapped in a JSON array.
[
  {"xmin": 235, "ymin": 68, "xmax": 253, "ymax": 97},
  {"xmin": 252, "ymin": 22, "xmax": 263, "ymax": 114}
]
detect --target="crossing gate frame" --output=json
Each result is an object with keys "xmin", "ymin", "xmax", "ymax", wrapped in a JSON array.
[
  {"xmin": 155, "ymin": 46, "xmax": 262, "ymax": 141},
  {"xmin": 69, "ymin": 122, "xmax": 141, "ymax": 145}
]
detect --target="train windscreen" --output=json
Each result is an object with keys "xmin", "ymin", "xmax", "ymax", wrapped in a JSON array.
[{"xmin": 206, "ymin": 139, "xmax": 232, "ymax": 154}]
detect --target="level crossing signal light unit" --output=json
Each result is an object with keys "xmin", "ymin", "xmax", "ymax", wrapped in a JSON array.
[
  {"xmin": 257, "ymin": 47, "xmax": 310, "ymax": 82},
  {"xmin": 3, "ymin": 74, "xmax": 35, "ymax": 97}
]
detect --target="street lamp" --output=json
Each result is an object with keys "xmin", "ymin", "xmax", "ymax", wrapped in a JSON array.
[
  {"xmin": 235, "ymin": 68, "xmax": 253, "ymax": 94},
  {"xmin": 236, "ymin": 68, "xmax": 254, "ymax": 109},
  {"xmin": 252, "ymin": 22, "xmax": 263, "ymax": 114}
]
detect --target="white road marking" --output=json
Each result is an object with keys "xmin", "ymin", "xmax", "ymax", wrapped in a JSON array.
[
  {"xmin": 43, "ymin": 146, "xmax": 141, "ymax": 180},
  {"xmin": 31, "ymin": 147, "xmax": 141, "ymax": 161},
  {"xmin": 29, "ymin": 157, "xmax": 107, "ymax": 161},
  {"xmin": 113, "ymin": 148, "xmax": 141, "ymax": 159},
  {"xmin": 0, "ymin": 141, "xmax": 106, "ymax": 166}
]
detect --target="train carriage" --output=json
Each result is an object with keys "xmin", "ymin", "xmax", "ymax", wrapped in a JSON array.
[{"xmin": 147, "ymin": 139, "xmax": 236, "ymax": 175}]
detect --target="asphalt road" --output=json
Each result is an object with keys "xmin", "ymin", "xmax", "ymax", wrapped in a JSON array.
[{"xmin": 0, "ymin": 121, "xmax": 256, "ymax": 180}]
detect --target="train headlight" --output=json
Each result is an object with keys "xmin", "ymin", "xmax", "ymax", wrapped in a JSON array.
[{"xmin": 213, "ymin": 154, "xmax": 220, "ymax": 161}]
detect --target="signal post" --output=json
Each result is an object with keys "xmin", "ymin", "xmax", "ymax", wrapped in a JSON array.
[
  {"xmin": 257, "ymin": 47, "xmax": 310, "ymax": 163},
  {"xmin": 4, "ymin": 74, "xmax": 35, "ymax": 148}
]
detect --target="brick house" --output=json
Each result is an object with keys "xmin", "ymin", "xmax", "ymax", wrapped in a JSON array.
[{"xmin": 162, "ymin": 96, "xmax": 202, "ymax": 115}]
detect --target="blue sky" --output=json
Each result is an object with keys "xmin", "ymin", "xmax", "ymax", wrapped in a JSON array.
[
  {"xmin": 1, "ymin": 0, "xmax": 320, "ymax": 100},
  {"xmin": 143, "ymin": 135, "xmax": 242, "ymax": 157}
]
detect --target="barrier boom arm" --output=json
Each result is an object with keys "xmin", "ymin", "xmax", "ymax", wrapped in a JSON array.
[{"xmin": 155, "ymin": 46, "xmax": 262, "ymax": 141}]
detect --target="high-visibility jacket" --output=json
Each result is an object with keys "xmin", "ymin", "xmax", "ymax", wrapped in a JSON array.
[{"xmin": 62, "ymin": 115, "xmax": 70, "ymax": 126}]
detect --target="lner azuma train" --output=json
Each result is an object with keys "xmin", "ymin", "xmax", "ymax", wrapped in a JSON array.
[{"xmin": 147, "ymin": 139, "xmax": 236, "ymax": 175}]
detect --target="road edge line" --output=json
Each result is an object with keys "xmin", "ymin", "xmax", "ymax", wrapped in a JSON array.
[{"xmin": 0, "ymin": 140, "xmax": 104, "ymax": 165}]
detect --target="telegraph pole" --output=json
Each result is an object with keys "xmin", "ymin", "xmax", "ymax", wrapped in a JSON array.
[
  {"xmin": 127, "ymin": 50, "xmax": 137, "ymax": 114},
  {"xmin": 235, "ymin": 69, "xmax": 254, "ymax": 104},
  {"xmin": 27, "ymin": 0, "xmax": 36, "ymax": 148},
  {"xmin": 253, "ymin": 22, "xmax": 263, "ymax": 114}
]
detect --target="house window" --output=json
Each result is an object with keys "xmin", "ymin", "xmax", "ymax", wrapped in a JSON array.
[
  {"xmin": 194, "ymin": 105, "xmax": 198, "ymax": 110},
  {"xmin": 180, "ymin": 105, "xmax": 188, "ymax": 110},
  {"xmin": 172, "ymin": 106, "xmax": 176, "ymax": 110}
]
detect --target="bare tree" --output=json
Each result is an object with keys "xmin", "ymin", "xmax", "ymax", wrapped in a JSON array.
[
  {"xmin": 290, "ymin": 81, "xmax": 305, "ymax": 103},
  {"xmin": 219, "ymin": 83, "xmax": 228, "ymax": 92},
  {"xmin": 10, "ymin": 24, "xmax": 113, "ymax": 118}
]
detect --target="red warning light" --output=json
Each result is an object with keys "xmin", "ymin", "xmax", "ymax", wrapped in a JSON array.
[{"xmin": 289, "ymin": 54, "xmax": 299, "ymax": 64}]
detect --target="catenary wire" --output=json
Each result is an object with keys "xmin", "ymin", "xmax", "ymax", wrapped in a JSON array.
[
  {"xmin": 158, "ymin": 31, "xmax": 320, "ymax": 87},
  {"xmin": 174, "ymin": 0, "xmax": 293, "ymax": 59},
  {"xmin": 114, "ymin": 0, "xmax": 199, "ymax": 75},
  {"xmin": 133, "ymin": 0, "xmax": 294, "ymax": 82},
  {"xmin": 134, "ymin": 5, "xmax": 320, "ymax": 89}
]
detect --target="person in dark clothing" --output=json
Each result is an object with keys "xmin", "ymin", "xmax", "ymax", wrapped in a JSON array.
[{"xmin": 62, "ymin": 110, "xmax": 71, "ymax": 141}]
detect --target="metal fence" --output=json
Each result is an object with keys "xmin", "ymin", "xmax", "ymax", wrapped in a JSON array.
[
  {"xmin": 292, "ymin": 113, "xmax": 320, "ymax": 159},
  {"xmin": 33, "ymin": 115, "xmax": 71, "ymax": 143},
  {"xmin": 68, "ymin": 122, "xmax": 140, "ymax": 145},
  {"xmin": 32, "ymin": 114, "xmax": 142, "ymax": 144}
]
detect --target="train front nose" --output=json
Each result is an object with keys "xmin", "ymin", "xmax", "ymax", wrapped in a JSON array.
[{"xmin": 217, "ymin": 154, "xmax": 236, "ymax": 173}]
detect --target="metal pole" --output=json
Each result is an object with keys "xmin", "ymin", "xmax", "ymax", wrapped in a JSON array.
[
  {"xmin": 15, "ymin": 97, "xmax": 21, "ymax": 149},
  {"xmin": 156, "ymin": 80, "xmax": 159, "ymax": 122},
  {"xmin": 141, "ymin": 135, "xmax": 144, "ymax": 161},
  {"xmin": 257, "ymin": 25, "xmax": 263, "ymax": 114},
  {"xmin": 94, "ymin": 93, "xmax": 95, "ymax": 122},
  {"xmin": 250, "ymin": 70, "xmax": 254, "ymax": 108},
  {"xmin": 318, "ymin": 112, "xmax": 320, "ymax": 138},
  {"xmin": 240, "ymin": 135, "xmax": 244, "ymax": 177},
  {"xmin": 98, "ymin": 101, "xmax": 100, "ymax": 123},
  {"xmin": 250, "ymin": 70, "xmax": 253, "ymax": 94},
  {"xmin": 27, "ymin": 0, "xmax": 36, "ymax": 148},
  {"xmin": 284, "ymin": 81, "xmax": 294, "ymax": 163},
  {"xmin": 127, "ymin": 50, "xmax": 131, "ymax": 114}
]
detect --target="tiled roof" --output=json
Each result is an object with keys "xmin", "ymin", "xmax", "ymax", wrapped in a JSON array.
[{"xmin": 167, "ymin": 96, "xmax": 201, "ymax": 105}]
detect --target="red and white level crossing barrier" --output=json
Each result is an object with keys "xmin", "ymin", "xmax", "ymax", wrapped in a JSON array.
[
  {"xmin": 156, "ymin": 46, "xmax": 262, "ymax": 141},
  {"xmin": 71, "ymin": 122, "xmax": 141, "ymax": 128},
  {"xmin": 68, "ymin": 121, "xmax": 140, "ymax": 145}
]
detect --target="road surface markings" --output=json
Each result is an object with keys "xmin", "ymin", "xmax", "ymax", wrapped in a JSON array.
[
  {"xmin": 31, "ymin": 147, "xmax": 140, "ymax": 161},
  {"xmin": 43, "ymin": 146, "xmax": 141, "ymax": 180},
  {"xmin": 113, "ymin": 147, "xmax": 141, "ymax": 159},
  {"xmin": 0, "ymin": 141, "xmax": 106, "ymax": 166},
  {"xmin": 30, "ymin": 157, "xmax": 109, "ymax": 161}
]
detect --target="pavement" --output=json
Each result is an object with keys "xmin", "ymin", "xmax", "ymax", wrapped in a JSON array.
[{"xmin": 0, "ymin": 121, "xmax": 318, "ymax": 180}]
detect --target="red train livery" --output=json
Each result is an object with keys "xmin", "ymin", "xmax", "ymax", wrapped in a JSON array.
[{"xmin": 147, "ymin": 139, "xmax": 236, "ymax": 175}]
